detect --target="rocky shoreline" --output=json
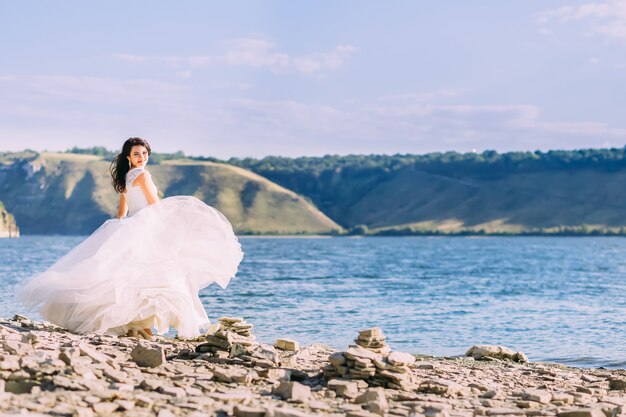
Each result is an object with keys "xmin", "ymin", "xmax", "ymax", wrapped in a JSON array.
[{"xmin": 1, "ymin": 315, "xmax": 625, "ymax": 417}]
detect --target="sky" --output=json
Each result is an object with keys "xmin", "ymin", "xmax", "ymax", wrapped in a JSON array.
[{"xmin": 0, "ymin": 0, "xmax": 625, "ymax": 158}]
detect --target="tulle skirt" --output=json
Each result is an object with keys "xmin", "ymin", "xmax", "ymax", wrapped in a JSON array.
[{"xmin": 15, "ymin": 196, "xmax": 244, "ymax": 338}]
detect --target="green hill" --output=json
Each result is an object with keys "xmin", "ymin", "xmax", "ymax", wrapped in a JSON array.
[
  {"xmin": 226, "ymin": 148, "xmax": 626, "ymax": 235},
  {"xmin": 5, "ymin": 147, "xmax": 626, "ymax": 236},
  {"xmin": 0, "ymin": 152, "xmax": 340, "ymax": 235}
]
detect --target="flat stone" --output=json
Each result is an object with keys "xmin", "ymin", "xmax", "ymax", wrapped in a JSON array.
[
  {"xmin": 265, "ymin": 368, "xmax": 292, "ymax": 381},
  {"xmin": 275, "ymin": 338, "xmax": 300, "ymax": 351},
  {"xmin": 273, "ymin": 381, "xmax": 311, "ymax": 403},
  {"xmin": 92, "ymin": 402, "xmax": 119, "ymax": 414},
  {"xmin": 140, "ymin": 379, "xmax": 163, "ymax": 391},
  {"xmin": 130, "ymin": 344, "xmax": 165, "ymax": 368},
  {"xmin": 522, "ymin": 389, "xmax": 552, "ymax": 404},
  {"xmin": 157, "ymin": 409, "xmax": 177, "ymax": 417},
  {"xmin": 355, "ymin": 387, "xmax": 387, "ymax": 405},
  {"xmin": 218, "ymin": 316, "xmax": 245, "ymax": 324},
  {"xmin": 551, "ymin": 392, "xmax": 574, "ymax": 404},
  {"xmin": 109, "ymin": 382, "xmax": 134, "ymax": 392},
  {"xmin": 213, "ymin": 366, "xmax": 255, "ymax": 383},
  {"xmin": 208, "ymin": 389, "xmax": 254, "ymax": 403},
  {"xmin": 358, "ymin": 327, "xmax": 384, "ymax": 339},
  {"xmin": 273, "ymin": 407, "xmax": 317, "ymax": 417},
  {"xmin": 387, "ymin": 351, "xmax": 416, "ymax": 366},
  {"xmin": 229, "ymin": 343, "xmax": 249, "ymax": 357},
  {"xmin": 103, "ymin": 368, "xmax": 129, "ymax": 383},
  {"xmin": 327, "ymin": 379, "xmax": 359, "ymax": 399},
  {"xmin": 203, "ymin": 335, "xmax": 232, "ymax": 349},
  {"xmin": 78, "ymin": 343, "xmax": 115, "ymax": 366},
  {"xmin": 558, "ymin": 408, "xmax": 605, "ymax": 417},
  {"xmin": 345, "ymin": 345, "xmax": 381, "ymax": 361},
  {"xmin": 485, "ymin": 407, "xmax": 526, "ymax": 415},
  {"xmin": 418, "ymin": 379, "xmax": 467, "ymax": 398},
  {"xmin": 234, "ymin": 404, "xmax": 267, "ymax": 417},
  {"xmin": 249, "ymin": 344, "xmax": 279, "ymax": 363},
  {"xmin": 134, "ymin": 394, "xmax": 154, "ymax": 407},
  {"xmin": 159, "ymin": 386, "xmax": 186, "ymax": 398},
  {"xmin": 309, "ymin": 400, "xmax": 332, "ymax": 411}
]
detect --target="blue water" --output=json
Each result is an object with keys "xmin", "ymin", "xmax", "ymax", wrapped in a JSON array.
[{"xmin": 2, "ymin": 236, "xmax": 626, "ymax": 368}]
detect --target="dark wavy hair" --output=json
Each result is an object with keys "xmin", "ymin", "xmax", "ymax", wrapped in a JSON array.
[{"xmin": 109, "ymin": 137, "xmax": 152, "ymax": 193}]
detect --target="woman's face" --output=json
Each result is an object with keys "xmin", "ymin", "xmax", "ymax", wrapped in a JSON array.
[{"xmin": 127, "ymin": 145, "xmax": 149, "ymax": 169}]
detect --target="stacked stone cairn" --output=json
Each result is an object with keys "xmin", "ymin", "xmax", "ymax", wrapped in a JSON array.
[
  {"xmin": 355, "ymin": 327, "xmax": 391, "ymax": 355},
  {"xmin": 194, "ymin": 317, "xmax": 256, "ymax": 358},
  {"xmin": 324, "ymin": 327, "xmax": 417, "ymax": 391}
]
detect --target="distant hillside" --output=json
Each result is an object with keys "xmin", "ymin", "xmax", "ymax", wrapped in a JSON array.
[
  {"xmin": 0, "ymin": 200, "xmax": 19, "ymax": 238},
  {"xmin": 225, "ymin": 148, "xmax": 626, "ymax": 235},
  {"xmin": 5, "ymin": 147, "xmax": 626, "ymax": 236},
  {"xmin": 0, "ymin": 152, "xmax": 340, "ymax": 235}
]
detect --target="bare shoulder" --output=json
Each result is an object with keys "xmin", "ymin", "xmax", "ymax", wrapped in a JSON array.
[{"xmin": 132, "ymin": 170, "xmax": 152, "ymax": 187}]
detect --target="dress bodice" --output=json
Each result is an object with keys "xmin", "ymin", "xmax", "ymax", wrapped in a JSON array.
[{"xmin": 125, "ymin": 168, "xmax": 158, "ymax": 217}]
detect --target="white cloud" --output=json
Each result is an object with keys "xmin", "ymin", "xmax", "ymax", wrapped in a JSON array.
[
  {"xmin": 537, "ymin": 0, "xmax": 626, "ymax": 41},
  {"xmin": 0, "ymin": 75, "xmax": 624, "ymax": 157},
  {"xmin": 113, "ymin": 54, "xmax": 213, "ymax": 69},
  {"xmin": 114, "ymin": 37, "xmax": 357, "ymax": 76},
  {"xmin": 379, "ymin": 88, "xmax": 468, "ymax": 102},
  {"xmin": 224, "ymin": 95, "xmax": 626, "ymax": 155}
]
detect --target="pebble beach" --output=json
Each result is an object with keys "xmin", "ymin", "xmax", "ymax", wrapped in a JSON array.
[{"xmin": 1, "ymin": 315, "xmax": 625, "ymax": 417}]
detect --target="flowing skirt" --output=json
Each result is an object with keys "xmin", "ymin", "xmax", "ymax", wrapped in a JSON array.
[{"xmin": 15, "ymin": 196, "xmax": 244, "ymax": 338}]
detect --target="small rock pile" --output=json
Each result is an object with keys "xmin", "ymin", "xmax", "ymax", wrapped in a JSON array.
[
  {"xmin": 195, "ymin": 317, "xmax": 256, "ymax": 358},
  {"xmin": 191, "ymin": 317, "xmax": 283, "ymax": 369},
  {"xmin": 324, "ymin": 327, "xmax": 418, "ymax": 391},
  {"xmin": 218, "ymin": 316, "xmax": 254, "ymax": 338},
  {"xmin": 354, "ymin": 327, "xmax": 390, "ymax": 355}
]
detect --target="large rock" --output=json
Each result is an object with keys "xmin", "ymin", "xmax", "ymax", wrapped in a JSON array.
[
  {"xmin": 213, "ymin": 366, "xmax": 257, "ymax": 384},
  {"xmin": 329, "ymin": 352, "xmax": 346, "ymax": 367},
  {"xmin": 273, "ymin": 381, "xmax": 311, "ymax": 403},
  {"xmin": 130, "ymin": 343, "xmax": 166, "ymax": 367},
  {"xmin": 465, "ymin": 345, "xmax": 528, "ymax": 363},
  {"xmin": 356, "ymin": 387, "xmax": 388, "ymax": 415}
]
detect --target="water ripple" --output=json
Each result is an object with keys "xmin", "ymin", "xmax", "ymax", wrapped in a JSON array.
[{"xmin": 2, "ymin": 236, "xmax": 626, "ymax": 368}]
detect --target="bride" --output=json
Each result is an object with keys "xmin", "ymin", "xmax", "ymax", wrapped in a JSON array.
[{"xmin": 16, "ymin": 137, "xmax": 244, "ymax": 340}]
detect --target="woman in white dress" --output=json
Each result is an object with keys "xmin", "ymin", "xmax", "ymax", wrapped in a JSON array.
[{"xmin": 16, "ymin": 137, "xmax": 244, "ymax": 340}]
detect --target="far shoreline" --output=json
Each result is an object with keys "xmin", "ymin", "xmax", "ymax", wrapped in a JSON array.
[{"xmin": 7, "ymin": 233, "xmax": 626, "ymax": 239}]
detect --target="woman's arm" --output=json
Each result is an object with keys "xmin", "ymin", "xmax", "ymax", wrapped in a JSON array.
[
  {"xmin": 117, "ymin": 193, "xmax": 128, "ymax": 219},
  {"xmin": 134, "ymin": 172, "xmax": 159, "ymax": 205}
]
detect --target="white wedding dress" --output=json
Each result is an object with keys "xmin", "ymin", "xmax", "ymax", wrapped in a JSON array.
[{"xmin": 15, "ymin": 167, "xmax": 244, "ymax": 338}]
